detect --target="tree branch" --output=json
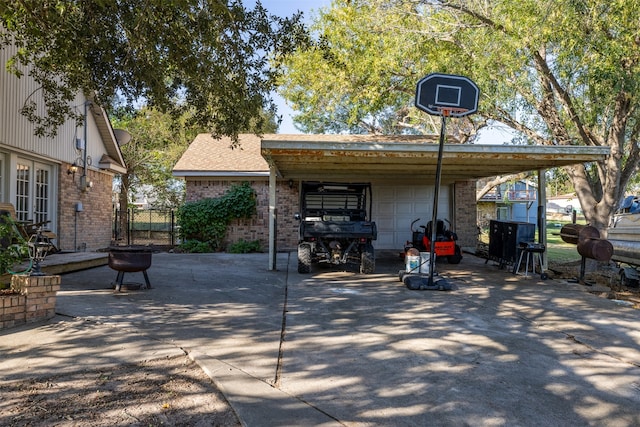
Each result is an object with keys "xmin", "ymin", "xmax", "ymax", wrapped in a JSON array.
[
  {"xmin": 532, "ymin": 49, "xmax": 601, "ymax": 146},
  {"xmin": 476, "ymin": 172, "xmax": 531, "ymax": 201}
]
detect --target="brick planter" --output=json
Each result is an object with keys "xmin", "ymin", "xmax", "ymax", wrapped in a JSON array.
[{"xmin": 0, "ymin": 274, "xmax": 61, "ymax": 330}]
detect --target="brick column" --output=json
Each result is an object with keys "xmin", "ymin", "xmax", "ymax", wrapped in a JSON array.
[
  {"xmin": 5, "ymin": 275, "xmax": 61, "ymax": 327},
  {"xmin": 0, "ymin": 293, "xmax": 26, "ymax": 329},
  {"xmin": 454, "ymin": 180, "xmax": 478, "ymax": 251}
]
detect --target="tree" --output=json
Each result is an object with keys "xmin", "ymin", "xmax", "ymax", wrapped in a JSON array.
[
  {"xmin": 278, "ymin": 1, "xmax": 482, "ymax": 138},
  {"xmin": 278, "ymin": 0, "xmax": 640, "ymax": 231},
  {"xmin": 0, "ymin": 0, "xmax": 305, "ymax": 142},
  {"xmin": 546, "ymin": 168, "xmax": 575, "ymax": 198},
  {"xmin": 110, "ymin": 108, "xmax": 196, "ymax": 211},
  {"xmin": 111, "ymin": 104, "xmax": 278, "ymax": 215}
]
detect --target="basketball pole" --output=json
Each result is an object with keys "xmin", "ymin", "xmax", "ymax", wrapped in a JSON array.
[{"xmin": 428, "ymin": 110, "xmax": 449, "ymax": 288}]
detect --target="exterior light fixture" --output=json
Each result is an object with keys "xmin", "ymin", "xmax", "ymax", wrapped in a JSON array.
[
  {"xmin": 68, "ymin": 158, "xmax": 93, "ymax": 191},
  {"xmin": 28, "ymin": 229, "xmax": 53, "ymax": 276}
]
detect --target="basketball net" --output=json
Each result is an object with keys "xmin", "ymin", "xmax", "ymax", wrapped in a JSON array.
[{"xmin": 434, "ymin": 106, "xmax": 470, "ymax": 117}]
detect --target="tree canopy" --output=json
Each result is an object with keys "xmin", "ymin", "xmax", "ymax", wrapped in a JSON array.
[
  {"xmin": 110, "ymin": 107, "xmax": 198, "ymax": 210},
  {"xmin": 0, "ymin": 0, "xmax": 306, "ymax": 141},
  {"xmin": 111, "ymin": 104, "xmax": 277, "ymax": 210},
  {"xmin": 278, "ymin": 0, "xmax": 640, "ymax": 230}
]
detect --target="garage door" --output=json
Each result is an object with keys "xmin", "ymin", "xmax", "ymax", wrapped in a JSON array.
[{"xmin": 372, "ymin": 184, "xmax": 451, "ymax": 250}]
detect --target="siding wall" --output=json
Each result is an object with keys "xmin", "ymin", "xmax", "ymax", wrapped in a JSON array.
[
  {"xmin": 1, "ymin": 44, "xmax": 87, "ymax": 164},
  {"xmin": 1, "ymin": 44, "xmax": 118, "ymax": 251}
]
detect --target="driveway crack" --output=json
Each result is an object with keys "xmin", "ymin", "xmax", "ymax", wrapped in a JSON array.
[{"xmin": 273, "ymin": 252, "xmax": 290, "ymax": 388}]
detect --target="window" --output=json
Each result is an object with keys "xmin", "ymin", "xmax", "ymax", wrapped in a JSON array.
[{"xmin": 16, "ymin": 159, "xmax": 53, "ymax": 225}]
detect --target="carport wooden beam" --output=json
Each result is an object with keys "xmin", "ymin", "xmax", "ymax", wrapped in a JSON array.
[{"xmin": 261, "ymin": 139, "xmax": 610, "ymax": 182}]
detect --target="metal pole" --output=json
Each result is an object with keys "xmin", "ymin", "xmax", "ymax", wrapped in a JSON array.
[
  {"xmin": 170, "ymin": 210, "xmax": 175, "ymax": 247},
  {"xmin": 428, "ymin": 114, "xmax": 447, "ymax": 286},
  {"xmin": 127, "ymin": 208, "xmax": 131, "ymax": 246},
  {"xmin": 538, "ymin": 168, "xmax": 547, "ymax": 270},
  {"xmin": 268, "ymin": 167, "xmax": 277, "ymax": 270}
]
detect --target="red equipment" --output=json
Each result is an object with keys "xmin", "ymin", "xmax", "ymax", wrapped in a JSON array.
[{"xmin": 405, "ymin": 218, "xmax": 462, "ymax": 264}]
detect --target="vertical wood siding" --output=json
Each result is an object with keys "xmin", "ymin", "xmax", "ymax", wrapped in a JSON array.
[{"xmin": 1, "ymin": 44, "xmax": 82, "ymax": 164}]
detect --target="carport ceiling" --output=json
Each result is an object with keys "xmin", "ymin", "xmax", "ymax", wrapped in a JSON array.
[{"xmin": 261, "ymin": 134, "xmax": 610, "ymax": 183}]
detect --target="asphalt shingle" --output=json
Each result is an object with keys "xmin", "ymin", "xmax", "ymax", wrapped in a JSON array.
[{"xmin": 173, "ymin": 133, "xmax": 268, "ymax": 174}]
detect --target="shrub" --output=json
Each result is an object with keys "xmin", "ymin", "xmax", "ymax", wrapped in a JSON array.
[
  {"xmin": 227, "ymin": 239, "xmax": 262, "ymax": 253},
  {"xmin": 177, "ymin": 182, "xmax": 257, "ymax": 252},
  {"xmin": 180, "ymin": 239, "xmax": 214, "ymax": 253},
  {"xmin": 0, "ymin": 218, "xmax": 29, "ymax": 276}
]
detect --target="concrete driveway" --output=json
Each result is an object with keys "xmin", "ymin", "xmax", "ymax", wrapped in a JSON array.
[{"xmin": 2, "ymin": 251, "xmax": 639, "ymax": 426}]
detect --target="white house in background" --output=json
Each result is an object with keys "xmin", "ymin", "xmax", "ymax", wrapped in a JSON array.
[{"xmin": 547, "ymin": 193, "xmax": 582, "ymax": 215}]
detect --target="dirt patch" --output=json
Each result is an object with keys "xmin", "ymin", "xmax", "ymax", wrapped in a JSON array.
[
  {"xmin": 547, "ymin": 260, "xmax": 640, "ymax": 308},
  {"xmin": 0, "ymin": 355, "xmax": 240, "ymax": 427}
]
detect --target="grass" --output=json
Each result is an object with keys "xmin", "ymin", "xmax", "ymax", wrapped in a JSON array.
[
  {"xmin": 478, "ymin": 220, "xmax": 585, "ymax": 265},
  {"xmin": 545, "ymin": 221, "xmax": 582, "ymax": 264}
]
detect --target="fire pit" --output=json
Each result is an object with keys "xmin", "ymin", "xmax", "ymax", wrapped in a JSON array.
[{"xmin": 108, "ymin": 246, "xmax": 153, "ymax": 291}]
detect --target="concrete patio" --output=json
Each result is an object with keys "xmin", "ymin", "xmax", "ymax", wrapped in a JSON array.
[{"xmin": 1, "ymin": 251, "xmax": 639, "ymax": 426}]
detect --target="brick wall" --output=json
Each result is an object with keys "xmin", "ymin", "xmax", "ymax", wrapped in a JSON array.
[
  {"xmin": 185, "ymin": 179, "xmax": 299, "ymax": 251},
  {"xmin": 0, "ymin": 274, "xmax": 61, "ymax": 330},
  {"xmin": 185, "ymin": 179, "xmax": 481, "ymax": 253},
  {"xmin": 454, "ymin": 180, "xmax": 478, "ymax": 250},
  {"xmin": 58, "ymin": 163, "xmax": 114, "ymax": 252}
]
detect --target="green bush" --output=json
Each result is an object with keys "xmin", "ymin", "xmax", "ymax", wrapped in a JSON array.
[
  {"xmin": 0, "ymin": 218, "xmax": 29, "ymax": 275},
  {"xmin": 177, "ymin": 182, "xmax": 257, "ymax": 252},
  {"xmin": 180, "ymin": 239, "xmax": 214, "ymax": 253},
  {"xmin": 227, "ymin": 239, "xmax": 262, "ymax": 254}
]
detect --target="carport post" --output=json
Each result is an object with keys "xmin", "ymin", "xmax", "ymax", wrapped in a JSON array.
[
  {"xmin": 268, "ymin": 167, "xmax": 277, "ymax": 270},
  {"xmin": 538, "ymin": 169, "xmax": 547, "ymax": 270}
]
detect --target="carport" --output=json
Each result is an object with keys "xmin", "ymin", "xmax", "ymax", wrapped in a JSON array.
[{"xmin": 261, "ymin": 134, "xmax": 610, "ymax": 270}]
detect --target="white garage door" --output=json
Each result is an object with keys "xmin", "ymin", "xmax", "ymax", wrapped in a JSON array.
[{"xmin": 372, "ymin": 184, "xmax": 451, "ymax": 250}]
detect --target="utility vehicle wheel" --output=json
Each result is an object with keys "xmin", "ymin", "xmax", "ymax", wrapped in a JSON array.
[
  {"xmin": 360, "ymin": 243, "xmax": 375, "ymax": 274},
  {"xmin": 447, "ymin": 245, "xmax": 463, "ymax": 264},
  {"xmin": 298, "ymin": 243, "xmax": 312, "ymax": 274}
]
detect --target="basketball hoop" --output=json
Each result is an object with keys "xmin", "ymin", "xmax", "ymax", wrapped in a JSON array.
[
  {"xmin": 415, "ymin": 73, "xmax": 479, "ymax": 117},
  {"xmin": 433, "ymin": 106, "xmax": 470, "ymax": 118},
  {"xmin": 410, "ymin": 73, "xmax": 479, "ymax": 290}
]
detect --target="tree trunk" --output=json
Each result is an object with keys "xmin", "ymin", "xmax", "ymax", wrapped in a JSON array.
[{"xmin": 117, "ymin": 175, "xmax": 130, "ymax": 243}]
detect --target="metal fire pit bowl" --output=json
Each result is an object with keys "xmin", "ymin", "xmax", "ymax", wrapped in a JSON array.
[{"xmin": 108, "ymin": 247, "xmax": 153, "ymax": 291}]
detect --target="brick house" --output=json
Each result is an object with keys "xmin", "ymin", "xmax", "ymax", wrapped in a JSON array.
[
  {"xmin": 174, "ymin": 134, "xmax": 608, "ymax": 262},
  {"xmin": 173, "ymin": 134, "xmax": 477, "ymax": 253},
  {"xmin": 172, "ymin": 134, "xmax": 299, "ymax": 251},
  {"xmin": 1, "ymin": 44, "xmax": 126, "ymax": 252}
]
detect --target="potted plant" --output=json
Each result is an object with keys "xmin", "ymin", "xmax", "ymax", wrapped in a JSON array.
[{"xmin": 0, "ymin": 217, "xmax": 30, "ymax": 287}]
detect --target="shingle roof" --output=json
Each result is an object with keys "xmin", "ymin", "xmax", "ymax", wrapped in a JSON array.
[{"xmin": 173, "ymin": 133, "xmax": 269, "ymax": 177}]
